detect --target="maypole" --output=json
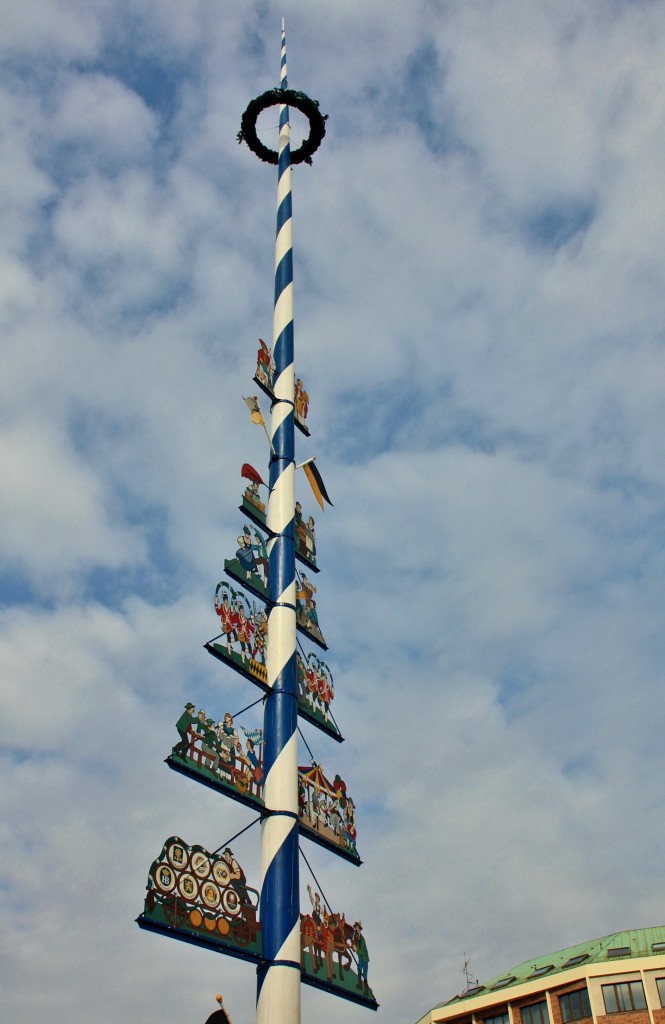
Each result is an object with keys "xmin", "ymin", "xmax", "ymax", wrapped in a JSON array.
[
  {"xmin": 258, "ymin": 19, "xmax": 300, "ymax": 1024},
  {"xmin": 136, "ymin": 19, "xmax": 378, "ymax": 1024}
]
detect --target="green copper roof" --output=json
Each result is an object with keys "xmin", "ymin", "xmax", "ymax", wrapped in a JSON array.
[{"xmin": 440, "ymin": 927, "xmax": 665, "ymax": 1009}]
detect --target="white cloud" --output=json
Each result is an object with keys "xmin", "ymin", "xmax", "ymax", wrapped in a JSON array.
[
  {"xmin": 50, "ymin": 72, "xmax": 157, "ymax": 163},
  {"xmin": 0, "ymin": 418, "xmax": 145, "ymax": 586}
]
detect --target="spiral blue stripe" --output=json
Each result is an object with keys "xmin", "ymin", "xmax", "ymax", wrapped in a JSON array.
[
  {"xmin": 274, "ymin": 251, "xmax": 293, "ymax": 304},
  {"xmin": 276, "ymin": 193, "xmax": 292, "ymax": 232},
  {"xmin": 273, "ymin": 322, "xmax": 294, "ymax": 369},
  {"xmin": 260, "ymin": 824, "xmax": 299, "ymax": 960},
  {"xmin": 257, "ymin": 22, "xmax": 301, "ymax": 1024}
]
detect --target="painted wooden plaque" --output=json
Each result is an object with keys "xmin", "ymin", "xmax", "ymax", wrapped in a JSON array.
[
  {"xmin": 254, "ymin": 338, "xmax": 311, "ymax": 436},
  {"xmin": 167, "ymin": 705, "xmax": 358, "ymax": 863},
  {"xmin": 137, "ymin": 837, "xmax": 377, "ymax": 1009},
  {"xmin": 240, "ymin": 466, "xmax": 320, "ymax": 574},
  {"xmin": 224, "ymin": 524, "xmax": 270, "ymax": 603},
  {"xmin": 207, "ymin": 583, "xmax": 339, "ymax": 740},
  {"xmin": 138, "ymin": 836, "xmax": 262, "ymax": 963},
  {"xmin": 212, "ymin": 582, "xmax": 267, "ymax": 670},
  {"xmin": 301, "ymin": 884, "xmax": 377, "ymax": 1009},
  {"xmin": 295, "ymin": 568, "xmax": 326, "ymax": 648}
]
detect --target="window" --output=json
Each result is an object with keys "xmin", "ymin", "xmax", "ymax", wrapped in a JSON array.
[
  {"xmin": 653, "ymin": 944, "xmax": 665, "ymax": 953},
  {"xmin": 607, "ymin": 947, "xmax": 631, "ymax": 958},
  {"xmin": 485, "ymin": 1013, "xmax": 509, "ymax": 1024},
  {"xmin": 493, "ymin": 978, "xmax": 516, "ymax": 991},
  {"xmin": 531, "ymin": 965, "xmax": 554, "ymax": 978},
  {"xmin": 563, "ymin": 955, "xmax": 589, "ymax": 969},
  {"xmin": 522, "ymin": 1001, "xmax": 549, "ymax": 1024},
  {"xmin": 602, "ymin": 982, "xmax": 647, "ymax": 1013},
  {"xmin": 559, "ymin": 989, "xmax": 592, "ymax": 1022},
  {"xmin": 656, "ymin": 979, "xmax": 665, "ymax": 1007}
]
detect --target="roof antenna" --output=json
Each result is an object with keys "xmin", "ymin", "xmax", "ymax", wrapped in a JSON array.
[{"xmin": 463, "ymin": 954, "xmax": 479, "ymax": 989}]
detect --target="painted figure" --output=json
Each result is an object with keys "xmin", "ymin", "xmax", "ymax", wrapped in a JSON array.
[
  {"xmin": 294, "ymin": 377, "xmax": 309, "ymax": 424},
  {"xmin": 223, "ymin": 847, "xmax": 249, "ymax": 906},
  {"xmin": 344, "ymin": 797, "xmax": 357, "ymax": 853},
  {"xmin": 252, "ymin": 608, "xmax": 268, "ymax": 664},
  {"xmin": 308, "ymin": 885, "xmax": 322, "ymax": 925},
  {"xmin": 244, "ymin": 478, "xmax": 265, "ymax": 517},
  {"xmin": 201, "ymin": 717, "xmax": 221, "ymax": 773},
  {"xmin": 307, "ymin": 515, "xmax": 316, "ymax": 556},
  {"xmin": 173, "ymin": 702, "xmax": 196, "ymax": 759},
  {"xmin": 236, "ymin": 604, "xmax": 254, "ymax": 663},
  {"xmin": 214, "ymin": 586, "xmax": 238, "ymax": 652},
  {"xmin": 320, "ymin": 909, "xmax": 336, "ymax": 982},
  {"xmin": 252, "ymin": 528, "xmax": 269, "ymax": 584},
  {"xmin": 235, "ymin": 527, "xmax": 258, "ymax": 579},
  {"xmin": 255, "ymin": 338, "xmax": 274, "ymax": 387},
  {"xmin": 218, "ymin": 712, "xmax": 239, "ymax": 764},
  {"xmin": 297, "ymin": 762, "xmax": 358, "ymax": 858},
  {"xmin": 296, "ymin": 652, "xmax": 335, "ymax": 725},
  {"xmin": 353, "ymin": 921, "xmax": 370, "ymax": 994},
  {"xmin": 297, "ymin": 572, "xmax": 316, "ymax": 620}
]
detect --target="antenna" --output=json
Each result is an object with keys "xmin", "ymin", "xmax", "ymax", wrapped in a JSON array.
[{"xmin": 463, "ymin": 954, "xmax": 478, "ymax": 989}]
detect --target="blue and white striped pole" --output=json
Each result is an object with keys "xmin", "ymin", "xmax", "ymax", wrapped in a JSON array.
[{"xmin": 257, "ymin": 20, "xmax": 300, "ymax": 1024}]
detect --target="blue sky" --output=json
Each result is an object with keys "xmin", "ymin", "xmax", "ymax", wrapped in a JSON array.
[{"xmin": 2, "ymin": 2, "xmax": 665, "ymax": 1023}]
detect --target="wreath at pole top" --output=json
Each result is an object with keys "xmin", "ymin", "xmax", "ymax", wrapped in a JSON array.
[{"xmin": 237, "ymin": 88, "xmax": 327, "ymax": 166}]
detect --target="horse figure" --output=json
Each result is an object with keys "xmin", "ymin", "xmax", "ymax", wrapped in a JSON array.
[
  {"xmin": 301, "ymin": 913, "xmax": 322, "ymax": 973},
  {"xmin": 324, "ymin": 911, "xmax": 353, "ymax": 982}
]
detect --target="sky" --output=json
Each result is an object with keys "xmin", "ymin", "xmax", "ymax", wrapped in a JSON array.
[{"xmin": 1, "ymin": 1, "xmax": 665, "ymax": 1023}]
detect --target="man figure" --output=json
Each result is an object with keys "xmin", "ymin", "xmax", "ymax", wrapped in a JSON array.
[
  {"xmin": 172, "ymin": 702, "xmax": 196, "ymax": 759},
  {"xmin": 201, "ymin": 718, "xmax": 221, "ymax": 774},
  {"xmin": 252, "ymin": 608, "xmax": 268, "ymax": 664},
  {"xmin": 252, "ymin": 528, "xmax": 269, "ymax": 585},
  {"xmin": 194, "ymin": 707, "xmax": 208, "ymax": 739},
  {"xmin": 214, "ymin": 589, "xmax": 238, "ymax": 653},
  {"xmin": 223, "ymin": 847, "xmax": 249, "ymax": 906},
  {"xmin": 218, "ymin": 712, "xmax": 239, "ymax": 765},
  {"xmin": 236, "ymin": 604, "xmax": 254, "ymax": 663},
  {"xmin": 235, "ymin": 529, "xmax": 258, "ymax": 579},
  {"xmin": 353, "ymin": 921, "xmax": 370, "ymax": 993}
]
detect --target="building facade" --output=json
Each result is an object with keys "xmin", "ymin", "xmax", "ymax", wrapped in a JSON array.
[{"xmin": 417, "ymin": 929, "xmax": 665, "ymax": 1024}]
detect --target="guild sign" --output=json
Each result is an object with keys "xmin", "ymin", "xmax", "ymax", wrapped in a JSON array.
[
  {"xmin": 138, "ymin": 837, "xmax": 377, "ymax": 1008},
  {"xmin": 167, "ymin": 704, "xmax": 359, "ymax": 864}
]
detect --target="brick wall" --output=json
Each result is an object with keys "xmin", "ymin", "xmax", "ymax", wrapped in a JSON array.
[{"xmin": 595, "ymin": 1013, "xmax": 650, "ymax": 1024}]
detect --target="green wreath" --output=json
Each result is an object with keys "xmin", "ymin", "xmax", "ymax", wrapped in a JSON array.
[{"xmin": 237, "ymin": 88, "xmax": 327, "ymax": 166}]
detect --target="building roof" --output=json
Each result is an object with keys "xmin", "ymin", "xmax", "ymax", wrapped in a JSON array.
[{"xmin": 437, "ymin": 927, "xmax": 665, "ymax": 1010}]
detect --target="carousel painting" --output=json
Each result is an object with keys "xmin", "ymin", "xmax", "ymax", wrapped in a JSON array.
[{"xmin": 298, "ymin": 763, "xmax": 359, "ymax": 862}]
